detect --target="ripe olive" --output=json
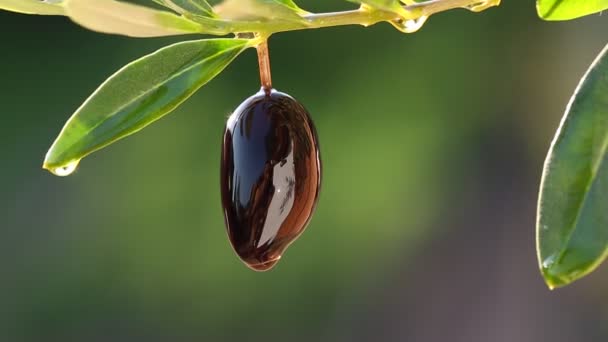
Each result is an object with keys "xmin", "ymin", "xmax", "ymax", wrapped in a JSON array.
[{"xmin": 220, "ymin": 88, "xmax": 321, "ymax": 271}]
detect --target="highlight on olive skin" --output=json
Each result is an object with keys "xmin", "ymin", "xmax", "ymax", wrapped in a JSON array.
[{"xmin": 220, "ymin": 88, "xmax": 321, "ymax": 271}]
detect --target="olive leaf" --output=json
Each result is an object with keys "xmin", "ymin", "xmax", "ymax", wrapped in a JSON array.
[
  {"xmin": 0, "ymin": 0, "xmax": 65, "ymax": 15},
  {"xmin": 43, "ymin": 38, "xmax": 252, "ymax": 173},
  {"xmin": 213, "ymin": 0, "xmax": 308, "ymax": 22},
  {"xmin": 265, "ymin": 0, "xmax": 307, "ymax": 13},
  {"xmin": 537, "ymin": 0, "xmax": 608, "ymax": 20},
  {"xmin": 64, "ymin": 0, "xmax": 205, "ymax": 37},
  {"xmin": 537, "ymin": 44, "xmax": 608, "ymax": 289},
  {"xmin": 0, "ymin": 0, "xmax": 209, "ymax": 37},
  {"xmin": 152, "ymin": 0, "xmax": 216, "ymax": 17}
]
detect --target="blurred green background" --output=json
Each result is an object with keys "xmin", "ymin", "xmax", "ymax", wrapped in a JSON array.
[{"xmin": 2, "ymin": 1, "xmax": 608, "ymax": 341}]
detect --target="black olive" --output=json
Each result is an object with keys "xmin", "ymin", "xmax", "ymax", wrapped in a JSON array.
[{"xmin": 220, "ymin": 88, "xmax": 321, "ymax": 271}]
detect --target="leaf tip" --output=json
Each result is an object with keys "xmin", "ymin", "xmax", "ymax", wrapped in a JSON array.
[
  {"xmin": 539, "ymin": 256, "xmax": 592, "ymax": 290},
  {"xmin": 541, "ymin": 270, "xmax": 564, "ymax": 290},
  {"xmin": 537, "ymin": 253, "xmax": 570, "ymax": 289},
  {"xmin": 542, "ymin": 276, "xmax": 569, "ymax": 290},
  {"xmin": 535, "ymin": 1, "xmax": 550, "ymax": 20}
]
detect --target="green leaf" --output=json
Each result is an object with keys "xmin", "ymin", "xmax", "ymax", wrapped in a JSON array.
[
  {"xmin": 0, "ymin": 0, "xmax": 215, "ymax": 37},
  {"xmin": 64, "ymin": 0, "xmax": 204, "ymax": 37},
  {"xmin": 152, "ymin": 0, "xmax": 216, "ymax": 17},
  {"xmin": 537, "ymin": 0, "xmax": 608, "ymax": 20},
  {"xmin": 267, "ymin": 0, "xmax": 306, "ymax": 13},
  {"xmin": 0, "ymin": 0, "xmax": 65, "ymax": 15},
  {"xmin": 214, "ymin": 0, "xmax": 308, "ymax": 22},
  {"xmin": 537, "ymin": 44, "xmax": 608, "ymax": 289},
  {"xmin": 43, "ymin": 38, "xmax": 251, "ymax": 174}
]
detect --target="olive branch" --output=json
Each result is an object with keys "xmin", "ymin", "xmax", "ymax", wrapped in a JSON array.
[
  {"xmin": 5, "ymin": 0, "xmax": 608, "ymax": 288},
  {"xmin": 0, "ymin": 0, "xmax": 500, "ymax": 173}
]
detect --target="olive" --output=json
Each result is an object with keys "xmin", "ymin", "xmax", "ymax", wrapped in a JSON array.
[{"xmin": 220, "ymin": 88, "xmax": 321, "ymax": 271}]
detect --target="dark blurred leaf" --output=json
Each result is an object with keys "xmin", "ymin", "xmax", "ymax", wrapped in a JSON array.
[
  {"xmin": 537, "ymin": 0, "xmax": 608, "ymax": 20},
  {"xmin": 537, "ymin": 44, "xmax": 608, "ymax": 289},
  {"xmin": 43, "ymin": 38, "xmax": 251, "ymax": 173},
  {"xmin": 0, "ymin": 0, "xmax": 65, "ymax": 15}
]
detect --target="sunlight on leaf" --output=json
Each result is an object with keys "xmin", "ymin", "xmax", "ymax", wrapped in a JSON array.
[
  {"xmin": 64, "ymin": 0, "xmax": 204, "ymax": 37},
  {"xmin": 214, "ymin": 0, "xmax": 308, "ymax": 22},
  {"xmin": 537, "ymin": 0, "xmax": 608, "ymax": 20},
  {"xmin": 0, "ymin": 0, "xmax": 65, "ymax": 15},
  {"xmin": 152, "ymin": 0, "xmax": 216, "ymax": 17}
]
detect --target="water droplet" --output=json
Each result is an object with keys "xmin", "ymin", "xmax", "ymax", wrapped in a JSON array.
[
  {"xmin": 49, "ymin": 160, "xmax": 80, "ymax": 177},
  {"xmin": 390, "ymin": 16, "xmax": 428, "ymax": 34},
  {"xmin": 542, "ymin": 254, "xmax": 557, "ymax": 269}
]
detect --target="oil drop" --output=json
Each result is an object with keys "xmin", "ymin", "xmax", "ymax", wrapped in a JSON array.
[
  {"xmin": 391, "ymin": 16, "xmax": 428, "ymax": 33},
  {"xmin": 48, "ymin": 160, "xmax": 80, "ymax": 177}
]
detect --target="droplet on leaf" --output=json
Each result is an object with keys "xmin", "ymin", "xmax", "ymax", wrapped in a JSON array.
[
  {"xmin": 48, "ymin": 160, "xmax": 80, "ymax": 177},
  {"xmin": 542, "ymin": 254, "xmax": 557, "ymax": 269},
  {"xmin": 390, "ymin": 16, "xmax": 428, "ymax": 33}
]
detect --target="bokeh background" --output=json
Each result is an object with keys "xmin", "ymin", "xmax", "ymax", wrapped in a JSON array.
[{"xmin": 2, "ymin": 1, "xmax": 608, "ymax": 341}]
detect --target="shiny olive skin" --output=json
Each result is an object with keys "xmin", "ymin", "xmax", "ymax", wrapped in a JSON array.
[{"xmin": 220, "ymin": 89, "xmax": 321, "ymax": 271}]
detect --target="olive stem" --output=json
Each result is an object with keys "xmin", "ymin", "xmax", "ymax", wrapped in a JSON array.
[
  {"xmin": 299, "ymin": 0, "xmax": 500, "ymax": 29},
  {"xmin": 189, "ymin": 0, "xmax": 500, "ymax": 36},
  {"xmin": 256, "ymin": 40, "xmax": 273, "ymax": 93}
]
